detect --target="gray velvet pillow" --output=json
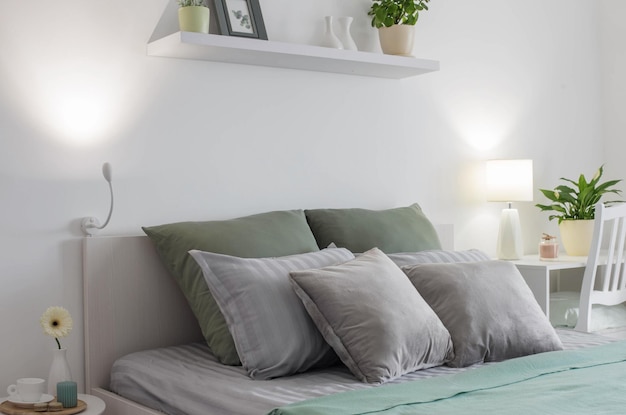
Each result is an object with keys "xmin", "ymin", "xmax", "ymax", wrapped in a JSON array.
[
  {"xmin": 142, "ymin": 210, "xmax": 320, "ymax": 365},
  {"xmin": 387, "ymin": 249, "xmax": 490, "ymax": 268},
  {"xmin": 305, "ymin": 204, "xmax": 441, "ymax": 253},
  {"xmin": 289, "ymin": 248, "xmax": 454, "ymax": 384},
  {"xmin": 189, "ymin": 247, "xmax": 354, "ymax": 380},
  {"xmin": 402, "ymin": 261, "xmax": 563, "ymax": 368}
]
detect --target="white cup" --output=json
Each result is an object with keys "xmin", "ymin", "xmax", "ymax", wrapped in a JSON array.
[{"xmin": 6, "ymin": 378, "xmax": 45, "ymax": 402}]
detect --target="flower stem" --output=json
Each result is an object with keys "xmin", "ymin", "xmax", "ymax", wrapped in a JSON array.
[{"xmin": 55, "ymin": 338, "xmax": 61, "ymax": 349}]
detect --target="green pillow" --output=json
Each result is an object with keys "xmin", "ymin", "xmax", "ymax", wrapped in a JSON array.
[
  {"xmin": 142, "ymin": 210, "xmax": 320, "ymax": 365},
  {"xmin": 305, "ymin": 203, "xmax": 441, "ymax": 253}
]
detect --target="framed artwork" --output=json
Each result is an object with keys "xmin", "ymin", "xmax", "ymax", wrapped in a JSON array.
[{"xmin": 213, "ymin": 0, "xmax": 268, "ymax": 40}]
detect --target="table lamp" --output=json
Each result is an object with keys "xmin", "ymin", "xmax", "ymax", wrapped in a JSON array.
[{"xmin": 486, "ymin": 159, "xmax": 533, "ymax": 260}]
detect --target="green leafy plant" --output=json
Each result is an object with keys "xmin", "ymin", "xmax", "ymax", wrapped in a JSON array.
[
  {"xmin": 178, "ymin": 0, "xmax": 206, "ymax": 7},
  {"xmin": 535, "ymin": 165, "xmax": 623, "ymax": 224},
  {"xmin": 368, "ymin": 0, "xmax": 430, "ymax": 28}
]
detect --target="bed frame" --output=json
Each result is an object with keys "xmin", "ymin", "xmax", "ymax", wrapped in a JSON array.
[{"xmin": 82, "ymin": 225, "xmax": 454, "ymax": 415}]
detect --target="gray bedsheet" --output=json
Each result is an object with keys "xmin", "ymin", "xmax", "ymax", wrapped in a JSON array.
[{"xmin": 109, "ymin": 329, "xmax": 614, "ymax": 415}]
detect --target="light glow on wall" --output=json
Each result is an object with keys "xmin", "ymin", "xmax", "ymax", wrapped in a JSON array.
[
  {"xmin": 446, "ymin": 94, "xmax": 520, "ymax": 152},
  {"xmin": 431, "ymin": 61, "xmax": 531, "ymax": 153},
  {"xmin": 0, "ymin": 38, "xmax": 140, "ymax": 148},
  {"xmin": 28, "ymin": 59, "xmax": 128, "ymax": 146}
]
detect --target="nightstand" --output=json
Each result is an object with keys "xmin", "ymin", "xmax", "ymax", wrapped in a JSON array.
[
  {"xmin": 78, "ymin": 394, "xmax": 106, "ymax": 415},
  {"xmin": 512, "ymin": 256, "xmax": 587, "ymax": 319}
]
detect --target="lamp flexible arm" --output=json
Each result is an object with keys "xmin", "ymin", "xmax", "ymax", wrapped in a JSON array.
[
  {"xmin": 81, "ymin": 162, "xmax": 114, "ymax": 236},
  {"xmin": 98, "ymin": 180, "xmax": 114, "ymax": 229}
]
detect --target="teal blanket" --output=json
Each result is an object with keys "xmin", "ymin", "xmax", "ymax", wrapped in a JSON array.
[{"xmin": 268, "ymin": 341, "xmax": 626, "ymax": 415}]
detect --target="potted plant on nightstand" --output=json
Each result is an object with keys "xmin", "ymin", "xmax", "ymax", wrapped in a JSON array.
[
  {"xmin": 178, "ymin": 0, "xmax": 210, "ymax": 34},
  {"xmin": 368, "ymin": 0, "xmax": 431, "ymax": 56},
  {"xmin": 535, "ymin": 165, "xmax": 623, "ymax": 256}
]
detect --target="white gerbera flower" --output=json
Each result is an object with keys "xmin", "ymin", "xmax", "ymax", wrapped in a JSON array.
[{"xmin": 40, "ymin": 306, "xmax": 73, "ymax": 349}]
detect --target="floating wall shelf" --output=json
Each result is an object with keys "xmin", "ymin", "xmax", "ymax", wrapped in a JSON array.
[{"xmin": 147, "ymin": 31, "xmax": 440, "ymax": 79}]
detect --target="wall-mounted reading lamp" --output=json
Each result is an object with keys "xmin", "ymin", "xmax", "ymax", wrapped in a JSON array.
[{"xmin": 81, "ymin": 162, "xmax": 114, "ymax": 236}]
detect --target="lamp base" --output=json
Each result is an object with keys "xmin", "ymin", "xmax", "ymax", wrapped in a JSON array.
[{"xmin": 496, "ymin": 208, "xmax": 523, "ymax": 260}]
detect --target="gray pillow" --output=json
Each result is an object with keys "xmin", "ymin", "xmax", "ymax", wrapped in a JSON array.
[
  {"xmin": 402, "ymin": 261, "xmax": 563, "ymax": 368},
  {"xmin": 189, "ymin": 247, "xmax": 354, "ymax": 380},
  {"xmin": 142, "ymin": 209, "xmax": 320, "ymax": 365},
  {"xmin": 305, "ymin": 204, "xmax": 441, "ymax": 253},
  {"xmin": 387, "ymin": 249, "xmax": 490, "ymax": 268},
  {"xmin": 289, "ymin": 248, "xmax": 454, "ymax": 384}
]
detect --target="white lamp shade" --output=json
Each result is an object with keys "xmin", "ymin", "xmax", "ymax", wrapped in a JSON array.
[{"xmin": 486, "ymin": 159, "xmax": 534, "ymax": 202}]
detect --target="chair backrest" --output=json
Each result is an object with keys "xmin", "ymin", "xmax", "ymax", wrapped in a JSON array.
[{"xmin": 575, "ymin": 202, "xmax": 626, "ymax": 332}]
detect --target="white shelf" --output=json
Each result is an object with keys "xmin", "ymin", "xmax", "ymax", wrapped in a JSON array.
[{"xmin": 147, "ymin": 31, "xmax": 440, "ymax": 79}]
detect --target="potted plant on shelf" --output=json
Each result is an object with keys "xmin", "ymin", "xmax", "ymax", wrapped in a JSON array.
[
  {"xmin": 535, "ymin": 165, "xmax": 623, "ymax": 256},
  {"xmin": 178, "ymin": 0, "xmax": 210, "ymax": 34},
  {"xmin": 368, "ymin": 0, "xmax": 431, "ymax": 56}
]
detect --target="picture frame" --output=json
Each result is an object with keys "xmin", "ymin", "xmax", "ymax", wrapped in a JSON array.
[{"xmin": 213, "ymin": 0, "xmax": 268, "ymax": 40}]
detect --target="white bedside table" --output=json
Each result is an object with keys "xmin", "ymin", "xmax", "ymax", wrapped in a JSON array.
[
  {"xmin": 0, "ymin": 393, "xmax": 105, "ymax": 415},
  {"xmin": 512, "ymin": 255, "xmax": 587, "ymax": 319},
  {"xmin": 79, "ymin": 393, "xmax": 106, "ymax": 415}
]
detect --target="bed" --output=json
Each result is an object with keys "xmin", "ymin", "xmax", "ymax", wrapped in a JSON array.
[{"xmin": 82, "ymin": 205, "xmax": 626, "ymax": 415}]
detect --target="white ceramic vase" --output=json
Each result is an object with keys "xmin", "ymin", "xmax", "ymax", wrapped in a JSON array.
[
  {"xmin": 47, "ymin": 348, "xmax": 72, "ymax": 395},
  {"xmin": 320, "ymin": 16, "xmax": 343, "ymax": 49},
  {"xmin": 335, "ymin": 17, "xmax": 358, "ymax": 51},
  {"xmin": 378, "ymin": 24, "xmax": 416, "ymax": 56}
]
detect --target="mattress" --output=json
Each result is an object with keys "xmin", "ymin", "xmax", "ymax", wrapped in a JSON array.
[{"xmin": 109, "ymin": 329, "xmax": 614, "ymax": 415}]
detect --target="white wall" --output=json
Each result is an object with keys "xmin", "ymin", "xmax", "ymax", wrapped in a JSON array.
[
  {"xmin": 0, "ymin": 0, "xmax": 616, "ymax": 392},
  {"xmin": 600, "ymin": 0, "xmax": 626, "ymax": 180}
]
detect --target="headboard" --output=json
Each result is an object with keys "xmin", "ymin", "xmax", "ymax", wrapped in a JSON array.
[
  {"xmin": 83, "ymin": 236, "xmax": 204, "ymax": 394},
  {"xmin": 83, "ymin": 224, "xmax": 454, "ymax": 397}
]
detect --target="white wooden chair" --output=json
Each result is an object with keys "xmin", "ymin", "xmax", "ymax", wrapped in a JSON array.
[{"xmin": 575, "ymin": 202, "xmax": 626, "ymax": 332}]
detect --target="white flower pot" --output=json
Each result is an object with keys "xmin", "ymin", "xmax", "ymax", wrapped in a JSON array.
[
  {"xmin": 378, "ymin": 25, "xmax": 415, "ymax": 56},
  {"xmin": 559, "ymin": 219, "xmax": 595, "ymax": 256},
  {"xmin": 178, "ymin": 6, "xmax": 210, "ymax": 34}
]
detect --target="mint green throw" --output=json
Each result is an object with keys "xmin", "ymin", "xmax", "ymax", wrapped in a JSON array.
[{"xmin": 268, "ymin": 340, "xmax": 626, "ymax": 415}]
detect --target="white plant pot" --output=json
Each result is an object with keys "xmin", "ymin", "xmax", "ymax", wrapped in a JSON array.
[
  {"xmin": 378, "ymin": 25, "xmax": 415, "ymax": 56},
  {"xmin": 559, "ymin": 219, "xmax": 595, "ymax": 256},
  {"xmin": 178, "ymin": 6, "xmax": 210, "ymax": 34}
]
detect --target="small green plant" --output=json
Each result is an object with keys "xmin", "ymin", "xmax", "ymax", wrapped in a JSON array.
[
  {"xmin": 535, "ymin": 165, "xmax": 623, "ymax": 224},
  {"xmin": 178, "ymin": 0, "xmax": 206, "ymax": 7},
  {"xmin": 368, "ymin": 0, "xmax": 430, "ymax": 28}
]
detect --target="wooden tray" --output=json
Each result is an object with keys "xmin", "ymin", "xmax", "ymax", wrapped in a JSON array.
[{"xmin": 0, "ymin": 399, "xmax": 86, "ymax": 415}]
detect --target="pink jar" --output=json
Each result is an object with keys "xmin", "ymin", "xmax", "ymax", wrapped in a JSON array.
[{"xmin": 539, "ymin": 234, "xmax": 559, "ymax": 260}]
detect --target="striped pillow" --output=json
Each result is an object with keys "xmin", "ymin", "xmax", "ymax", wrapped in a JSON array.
[
  {"xmin": 189, "ymin": 247, "xmax": 354, "ymax": 380},
  {"xmin": 387, "ymin": 249, "xmax": 490, "ymax": 268}
]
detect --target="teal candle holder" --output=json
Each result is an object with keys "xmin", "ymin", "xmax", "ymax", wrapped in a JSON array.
[{"xmin": 56, "ymin": 381, "xmax": 77, "ymax": 408}]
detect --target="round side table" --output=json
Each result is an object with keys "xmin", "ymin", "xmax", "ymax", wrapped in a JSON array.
[{"xmin": 78, "ymin": 394, "xmax": 106, "ymax": 415}]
